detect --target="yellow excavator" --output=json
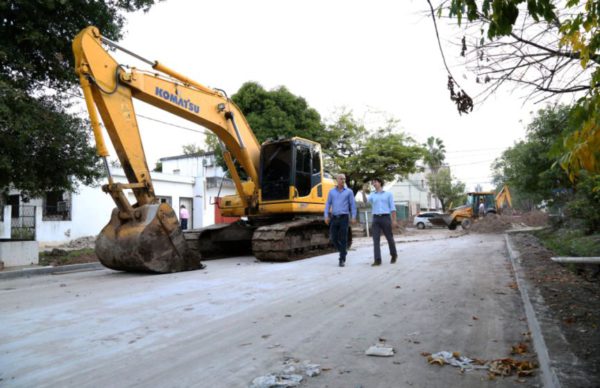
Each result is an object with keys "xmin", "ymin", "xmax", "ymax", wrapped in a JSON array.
[
  {"xmin": 431, "ymin": 185, "xmax": 513, "ymax": 230},
  {"xmin": 73, "ymin": 27, "xmax": 343, "ymax": 273}
]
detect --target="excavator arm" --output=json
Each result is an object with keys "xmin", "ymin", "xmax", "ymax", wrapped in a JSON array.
[
  {"xmin": 73, "ymin": 26, "xmax": 261, "ymax": 210},
  {"xmin": 495, "ymin": 185, "xmax": 512, "ymax": 210},
  {"xmin": 72, "ymin": 26, "xmax": 262, "ymax": 272}
]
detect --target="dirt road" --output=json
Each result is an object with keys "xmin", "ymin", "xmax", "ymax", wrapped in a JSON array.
[{"xmin": 0, "ymin": 231, "xmax": 539, "ymax": 387}]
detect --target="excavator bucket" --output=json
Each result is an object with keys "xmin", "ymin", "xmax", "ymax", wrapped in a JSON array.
[{"xmin": 95, "ymin": 203, "xmax": 202, "ymax": 273}]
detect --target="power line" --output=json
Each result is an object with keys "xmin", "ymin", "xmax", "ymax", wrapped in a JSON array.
[
  {"xmin": 444, "ymin": 147, "xmax": 506, "ymax": 154},
  {"xmin": 65, "ymin": 90, "xmax": 211, "ymax": 136},
  {"xmin": 136, "ymin": 113, "xmax": 209, "ymax": 135},
  {"xmin": 447, "ymin": 159, "xmax": 496, "ymax": 167}
]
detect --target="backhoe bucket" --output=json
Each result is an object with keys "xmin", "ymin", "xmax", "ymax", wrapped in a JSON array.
[
  {"xmin": 429, "ymin": 214, "xmax": 453, "ymax": 227},
  {"xmin": 95, "ymin": 203, "xmax": 202, "ymax": 273}
]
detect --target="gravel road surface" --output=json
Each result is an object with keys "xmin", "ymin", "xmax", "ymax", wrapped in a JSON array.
[{"xmin": 0, "ymin": 231, "xmax": 539, "ymax": 387}]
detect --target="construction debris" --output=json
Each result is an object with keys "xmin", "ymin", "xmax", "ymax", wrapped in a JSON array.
[
  {"xmin": 423, "ymin": 350, "xmax": 537, "ymax": 378},
  {"xmin": 250, "ymin": 359, "xmax": 321, "ymax": 387},
  {"xmin": 426, "ymin": 351, "xmax": 486, "ymax": 372},
  {"xmin": 469, "ymin": 211, "xmax": 549, "ymax": 234},
  {"xmin": 487, "ymin": 358, "xmax": 537, "ymax": 378},
  {"xmin": 249, "ymin": 374, "xmax": 303, "ymax": 388},
  {"xmin": 365, "ymin": 344, "xmax": 395, "ymax": 357}
]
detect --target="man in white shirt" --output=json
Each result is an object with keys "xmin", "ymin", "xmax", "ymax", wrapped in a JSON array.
[{"xmin": 368, "ymin": 178, "xmax": 398, "ymax": 266}]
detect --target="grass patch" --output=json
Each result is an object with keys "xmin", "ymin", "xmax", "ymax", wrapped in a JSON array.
[
  {"xmin": 534, "ymin": 228, "xmax": 600, "ymax": 257},
  {"xmin": 39, "ymin": 248, "xmax": 97, "ymax": 266}
]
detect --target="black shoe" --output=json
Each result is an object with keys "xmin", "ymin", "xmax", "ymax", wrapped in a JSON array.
[
  {"xmin": 391, "ymin": 255, "xmax": 397, "ymax": 264},
  {"xmin": 371, "ymin": 261, "xmax": 381, "ymax": 267},
  {"xmin": 339, "ymin": 261, "xmax": 345, "ymax": 267},
  {"xmin": 199, "ymin": 263, "xmax": 207, "ymax": 270}
]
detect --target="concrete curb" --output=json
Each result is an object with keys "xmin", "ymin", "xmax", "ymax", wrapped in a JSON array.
[
  {"xmin": 505, "ymin": 233, "xmax": 560, "ymax": 388},
  {"xmin": 0, "ymin": 262, "xmax": 105, "ymax": 280}
]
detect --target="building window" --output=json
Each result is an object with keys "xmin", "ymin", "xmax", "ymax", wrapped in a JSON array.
[
  {"xmin": 43, "ymin": 191, "xmax": 72, "ymax": 221},
  {"xmin": 9, "ymin": 195, "xmax": 20, "ymax": 218},
  {"xmin": 156, "ymin": 196, "xmax": 172, "ymax": 206},
  {"xmin": 0, "ymin": 195, "xmax": 6, "ymax": 221}
]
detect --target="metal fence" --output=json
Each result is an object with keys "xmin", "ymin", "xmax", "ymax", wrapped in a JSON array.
[{"xmin": 11, "ymin": 205, "xmax": 36, "ymax": 240}]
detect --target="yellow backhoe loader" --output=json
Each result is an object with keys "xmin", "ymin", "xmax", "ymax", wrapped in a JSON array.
[
  {"xmin": 430, "ymin": 185, "xmax": 512, "ymax": 230},
  {"xmin": 73, "ymin": 27, "xmax": 347, "ymax": 273}
]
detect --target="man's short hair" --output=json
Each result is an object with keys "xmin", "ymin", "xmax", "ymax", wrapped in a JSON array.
[
  {"xmin": 336, "ymin": 173, "xmax": 346, "ymax": 180},
  {"xmin": 372, "ymin": 177, "xmax": 384, "ymax": 186}
]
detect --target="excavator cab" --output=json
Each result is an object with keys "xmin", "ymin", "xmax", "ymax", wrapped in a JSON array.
[
  {"xmin": 73, "ymin": 26, "xmax": 336, "ymax": 271},
  {"xmin": 260, "ymin": 138, "xmax": 323, "ymax": 202},
  {"xmin": 466, "ymin": 192, "xmax": 497, "ymax": 217}
]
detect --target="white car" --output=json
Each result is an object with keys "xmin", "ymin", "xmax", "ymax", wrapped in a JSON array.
[{"xmin": 413, "ymin": 212, "xmax": 443, "ymax": 229}]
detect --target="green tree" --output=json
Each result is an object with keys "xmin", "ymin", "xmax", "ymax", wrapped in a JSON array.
[
  {"xmin": 325, "ymin": 111, "xmax": 425, "ymax": 195},
  {"xmin": 423, "ymin": 136, "xmax": 446, "ymax": 173},
  {"xmin": 432, "ymin": 0, "xmax": 600, "ymax": 180},
  {"xmin": 426, "ymin": 168, "xmax": 466, "ymax": 211},
  {"xmin": 0, "ymin": 0, "xmax": 159, "ymax": 197},
  {"xmin": 492, "ymin": 105, "xmax": 573, "ymax": 208},
  {"xmin": 565, "ymin": 172, "xmax": 600, "ymax": 233},
  {"xmin": 232, "ymin": 81, "xmax": 326, "ymax": 144},
  {"xmin": 182, "ymin": 143, "xmax": 207, "ymax": 156},
  {"xmin": 0, "ymin": 87, "xmax": 100, "ymax": 197}
]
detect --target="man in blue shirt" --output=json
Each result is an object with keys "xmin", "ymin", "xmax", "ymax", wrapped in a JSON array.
[
  {"xmin": 324, "ymin": 174, "xmax": 357, "ymax": 267},
  {"xmin": 367, "ymin": 177, "xmax": 398, "ymax": 266}
]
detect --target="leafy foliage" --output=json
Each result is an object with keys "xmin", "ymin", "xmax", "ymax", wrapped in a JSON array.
[
  {"xmin": 426, "ymin": 168, "xmax": 466, "ymax": 211},
  {"xmin": 0, "ymin": 0, "xmax": 158, "ymax": 195},
  {"xmin": 492, "ymin": 105, "xmax": 573, "ymax": 208},
  {"xmin": 324, "ymin": 111, "xmax": 425, "ymax": 195},
  {"xmin": 0, "ymin": 0, "xmax": 158, "ymax": 92},
  {"xmin": 182, "ymin": 143, "xmax": 208, "ymax": 156},
  {"xmin": 437, "ymin": 0, "xmax": 600, "ymax": 181},
  {"xmin": 232, "ymin": 82, "xmax": 326, "ymax": 144},
  {"xmin": 0, "ymin": 82, "xmax": 102, "ymax": 197},
  {"xmin": 423, "ymin": 136, "xmax": 446, "ymax": 172},
  {"xmin": 564, "ymin": 172, "xmax": 600, "ymax": 233},
  {"xmin": 219, "ymin": 85, "xmax": 425, "ymax": 196}
]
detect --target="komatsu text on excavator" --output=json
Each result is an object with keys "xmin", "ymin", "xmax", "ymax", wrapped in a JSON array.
[{"xmin": 73, "ymin": 27, "xmax": 348, "ymax": 273}]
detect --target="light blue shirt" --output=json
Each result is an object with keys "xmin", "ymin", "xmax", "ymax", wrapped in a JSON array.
[
  {"xmin": 368, "ymin": 191, "xmax": 395, "ymax": 215},
  {"xmin": 324, "ymin": 187, "xmax": 357, "ymax": 218}
]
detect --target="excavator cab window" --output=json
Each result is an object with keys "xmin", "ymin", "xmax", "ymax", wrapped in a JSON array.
[
  {"xmin": 295, "ymin": 144, "xmax": 312, "ymax": 197},
  {"xmin": 261, "ymin": 142, "xmax": 292, "ymax": 201},
  {"xmin": 311, "ymin": 150, "xmax": 322, "ymax": 195}
]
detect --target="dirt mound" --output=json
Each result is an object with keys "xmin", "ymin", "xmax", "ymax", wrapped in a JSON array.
[
  {"xmin": 517, "ymin": 210, "xmax": 549, "ymax": 227},
  {"xmin": 63, "ymin": 236, "xmax": 96, "ymax": 249},
  {"xmin": 470, "ymin": 214, "xmax": 513, "ymax": 233},
  {"xmin": 469, "ymin": 211, "xmax": 550, "ymax": 234}
]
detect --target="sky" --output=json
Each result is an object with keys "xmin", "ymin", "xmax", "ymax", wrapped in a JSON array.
[{"xmin": 93, "ymin": 0, "xmax": 542, "ymax": 191}]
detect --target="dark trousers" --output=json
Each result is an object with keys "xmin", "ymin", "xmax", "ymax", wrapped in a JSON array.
[
  {"xmin": 372, "ymin": 215, "xmax": 397, "ymax": 263},
  {"xmin": 330, "ymin": 214, "xmax": 349, "ymax": 262},
  {"xmin": 181, "ymin": 218, "xmax": 188, "ymax": 230}
]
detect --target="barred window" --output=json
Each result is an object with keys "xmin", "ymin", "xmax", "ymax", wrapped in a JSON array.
[{"xmin": 43, "ymin": 191, "xmax": 71, "ymax": 221}]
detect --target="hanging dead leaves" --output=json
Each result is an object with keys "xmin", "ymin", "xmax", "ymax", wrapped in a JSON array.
[{"xmin": 447, "ymin": 76, "xmax": 473, "ymax": 115}]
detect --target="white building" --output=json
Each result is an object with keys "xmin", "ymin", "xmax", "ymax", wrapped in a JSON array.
[
  {"xmin": 0, "ymin": 152, "xmax": 235, "ymax": 245},
  {"xmin": 388, "ymin": 168, "xmax": 439, "ymax": 216}
]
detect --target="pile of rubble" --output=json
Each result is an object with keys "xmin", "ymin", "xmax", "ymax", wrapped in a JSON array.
[
  {"xmin": 470, "ymin": 214, "xmax": 513, "ymax": 233},
  {"xmin": 469, "ymin": 211, "xmax": 550, "ymax": 234},
  {"xmin": 516, "ymin": 210, "xmax": 549, "ymax": 227}
]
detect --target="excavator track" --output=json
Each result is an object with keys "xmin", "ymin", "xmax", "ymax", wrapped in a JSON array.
[
  {"xmin": 252, "ymin": 218, "xmax": 352, "ymax": 262},
  {"xmin": 184, "ymin": 218, "xmax": 353, "ymax": 262},
  {"xmin": 184, "ymin": 222, "xmax": 254, "ymax": 259}
]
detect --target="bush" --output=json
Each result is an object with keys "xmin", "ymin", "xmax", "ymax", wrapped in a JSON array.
[{"xmin": 564, "ymin": 173, "xmax": 600, "ymax": 233}]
